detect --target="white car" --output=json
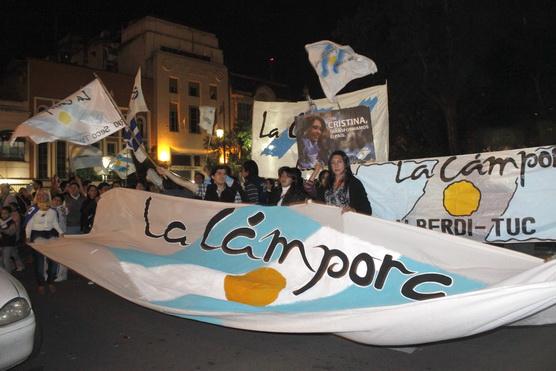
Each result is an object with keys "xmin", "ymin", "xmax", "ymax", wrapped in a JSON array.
[{"xmin": 0, "ymin": 268, "xmax": 36, "ymax": 370}]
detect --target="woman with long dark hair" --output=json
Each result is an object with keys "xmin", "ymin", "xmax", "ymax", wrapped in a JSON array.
[
  {"xmin": 308, "ymin": 150, "xmax": 372, "ymax": 215},
  {"xmin": 269, "ymin": 167, "xmax": 307, "ymax": 206}
]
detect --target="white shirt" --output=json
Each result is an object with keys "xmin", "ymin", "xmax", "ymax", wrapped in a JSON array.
[
  {"xmin": 25, "ymin": 208, "xmax": 64, "ymax": 239},
  {"xmin": 277, "ymin": 185, "xmax": 290, "ymax": 206}
]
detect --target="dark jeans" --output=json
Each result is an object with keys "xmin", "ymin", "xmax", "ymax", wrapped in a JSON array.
[{"xmin": 33, "ymin": 250, "xmax": 58, "ymax": 286}]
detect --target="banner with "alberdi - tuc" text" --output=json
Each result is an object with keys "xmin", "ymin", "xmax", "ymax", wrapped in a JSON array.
[
  {"xmin": 356, "ymin": 145, "xmax": 556, "ymax": 243},
  {"xmin": 33, "ymin": 188, "xmax": 556, "ymax": 346}
]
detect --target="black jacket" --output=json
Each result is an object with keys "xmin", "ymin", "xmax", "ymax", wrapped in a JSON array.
[
  {"xmin": 204, "ymin": 184, "xmax": 238, "ymax": 203},
  {"xmin": 319, "ymin": 177, "xmax": 372, "ymax": 215},
  {"xmin": 80, "ymin": 198, "xmax": 97, "ymax": 233},
  {"xmin": 269, "ymin": 186, "xmax": 307, "ymax": 206}
]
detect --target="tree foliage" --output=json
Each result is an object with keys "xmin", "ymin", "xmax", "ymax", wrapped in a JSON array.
[
  {"xmin": 334, "ymin": 0, "xmax": 556, "ymax": 157},
  {"xmin": 204, "ymin": 119, "xmax": 252, "ymax": 175}
]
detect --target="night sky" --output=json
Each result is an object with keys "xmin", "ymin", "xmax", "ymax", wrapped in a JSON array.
[
  {"xmin": 1, "ymin": 0, "xmax": 363, "ymax": 99},
  {"xmin": 2, "ymin": 0, "xmax": 555, "ymax": 156}
]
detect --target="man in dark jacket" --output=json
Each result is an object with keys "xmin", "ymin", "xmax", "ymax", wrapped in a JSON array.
[{"xmin": 204, "ymin": 165, "xmax": 242, "ymax": 203}]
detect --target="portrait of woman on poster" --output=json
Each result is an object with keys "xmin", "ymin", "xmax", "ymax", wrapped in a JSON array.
[{"xmin": 297, "ymin": 115, "xmax": 330, "ymax": 169}]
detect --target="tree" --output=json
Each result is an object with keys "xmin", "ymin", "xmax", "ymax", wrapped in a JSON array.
[
  {"xmin": 204, "ymin": 119, "xmax": 252, "ymax": 175},
  {"xmin": 335, "ymin": 1, "xmax": 505, "ymax": 155}
]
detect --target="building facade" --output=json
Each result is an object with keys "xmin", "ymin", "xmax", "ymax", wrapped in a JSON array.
[{"xmin": 0, "ymin": 16, "xmax": 288, "ymax": 186}]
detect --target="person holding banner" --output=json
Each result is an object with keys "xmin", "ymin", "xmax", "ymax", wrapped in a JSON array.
[
  {"xmin": 157, "ymin": 165, "xmax": 242, "ymax": 204},
  {"xmin": 269, "ymin": 167, "xmax": 307, "ymax": 206},
  {"xmin": 297, "ymin": 115, "xmax": 330, "ymax": 169},
  {"xmin": 307, "ymin": 150, "xmax": 372, "ymax": 215},
  {"xmin": 25, "ymin": 190, "xmax": 64, "ymax": 294},
  {"xmin": 202, "ymin": 166, "xmax": 242, "ymax": 203}
]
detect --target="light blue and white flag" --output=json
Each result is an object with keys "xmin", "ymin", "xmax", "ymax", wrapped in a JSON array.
[
  {"xmin": 32, "ymin": 189, "xmax": 556, "ymax": 346},
  {"xmin": 11, "ymin": 79, "xmax": 124, "ymax": 145},
  {"xmin": 305, "ymin": 40, "xmax": 377, "ymax": 101},
  {"xmin": 124, "ymin": 68, "xmax": 149, "ymax": 162},
  {"xmin": 109, "ymin": 149, "xmax": 136, "ymax": 179},
  {"xmin": 70, "ymin": 144, "xmax": 103, "ymax": 170}
]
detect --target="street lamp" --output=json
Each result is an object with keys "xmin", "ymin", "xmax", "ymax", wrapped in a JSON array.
[{"xmin": 215, "ymin": 128, "xmax": 226, "ymax": 163}]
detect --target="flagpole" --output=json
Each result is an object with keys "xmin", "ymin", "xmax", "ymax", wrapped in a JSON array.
[{"xmin": 92, "ymin": 73, "xmax": 159, "ymax": 169}]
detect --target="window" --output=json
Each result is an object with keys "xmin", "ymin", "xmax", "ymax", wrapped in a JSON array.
[
  {"xmin": 56, "ymin": 142, "xmax": 67, "ymax": 178},
  {"xmin": 194, "ymin": 155, "xmax": 201, "ymax": 167},
  {"xmin": 189, "ymin": 106, "xmax": 200, "ymax": 134},
  {"xmin": 237, "ymin": 102, "xmax": 252, "ymax": 123},
  {"xmin": 209, "ymin": 85, "xmax": 217, "ymax": 100},
  {"xmin": 169, "ymin": 103, "xmax": 179, "ymax": 132},
  {"xmin": 188, "ymin": 82, "xmax": 200, "ymax": 97},
  {"xmin": 106, "ymin": 142, "xmax": 117, "ymax": 156},
  {"xmin": 0, "ymin": 133, "xmax": 25, "ymax": 161},
  {"xmin": 37, "ymin": 143, "xmax": 48, "ymax": 179},
  {"xmin": 172, "ymin": 154, "xmax": 192, "ymax": 166},
  {"xmin": 169, "ymin": 78, "xmax": 178, "ymax": 94}
]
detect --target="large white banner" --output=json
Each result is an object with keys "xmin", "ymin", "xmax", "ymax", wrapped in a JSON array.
[
  {"xmin": 356, "ymin": 145, "xmax": 556, "ymax": 243},
  {"xmin": 252, "ymin": 84, "xmax": 389, "ymax": 178},
  {"xmin": 34, "ymin": 189, "xmax": 556, "ymax": 346}
]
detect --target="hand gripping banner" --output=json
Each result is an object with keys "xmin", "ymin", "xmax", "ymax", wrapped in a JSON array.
[{"xmin": 32, "ymin": 189, "xmax": 556, "ymax": 346}]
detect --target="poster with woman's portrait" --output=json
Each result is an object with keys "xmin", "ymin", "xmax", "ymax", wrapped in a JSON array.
[{"xmin": 295, "ymin": 106, "xmax": 375, "ymax": 169}]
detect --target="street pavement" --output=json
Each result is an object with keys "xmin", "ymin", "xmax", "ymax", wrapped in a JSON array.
[{"xmin": 11, "ymin": 261, "xmax": 556, "ymax": 371}]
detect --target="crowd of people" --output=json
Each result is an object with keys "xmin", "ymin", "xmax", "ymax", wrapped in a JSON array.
[
  {"xmin": 0, "ymin": 176, "xmax": 116, "ymax": 294},
  {"xmin": 156, "ymin": 149, "xmax": 372, "ymax": 214},
  {"xmin": 0, "ymin": 149, "xmax": 372, "ymax": 293}
]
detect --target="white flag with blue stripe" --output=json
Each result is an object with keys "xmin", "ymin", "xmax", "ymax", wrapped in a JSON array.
[
  {"xmin": 31, "ymin": 189, "xmax": 556, "ymax": 346},
  {"xmin": 109, "ymin": 149, "xmax": 136, "ymax": 179},
  {"xmin": 124, "ymin": 68, "xmax": 149, "ymax": 163},
  {"xmin": 306, "ymin": 40, "xmax": 378, "ymax": 101},
  {"xmin": 11, "ymin": 79, "xmax": 124, "ymax": 145}
]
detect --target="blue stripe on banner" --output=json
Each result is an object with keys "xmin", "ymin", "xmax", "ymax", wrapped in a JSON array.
[
  {"xmin": 260, "ymin": 128, "xmax": 296, "ymax": 158},
  {"xmin": 152, "ymin": 258, "xmax": 486, "ymax": 314},
  {"xmin": 110, "ymin": 205, "xmax": 322, "ymax": 273},
  {"xmin": 359, "ymin": 97, "xmax": 378, "ymax": 112}
]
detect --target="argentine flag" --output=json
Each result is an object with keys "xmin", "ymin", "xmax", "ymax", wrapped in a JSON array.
[{"xmin": 109, "ymin": 149, "xmax": 136, "ymax": 179}]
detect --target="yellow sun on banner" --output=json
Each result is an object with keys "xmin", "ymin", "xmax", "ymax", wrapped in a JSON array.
[
  {"xmin": 58, "ymin": 111, "xmax": 73, "ymax": 125},
  {"xmin": 224, "ymin": 267, "xmax": 286, "ymax": 307},
  {"xmin": 443, "ymin": 180, "xmax": 481, "ymax": 217}
]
